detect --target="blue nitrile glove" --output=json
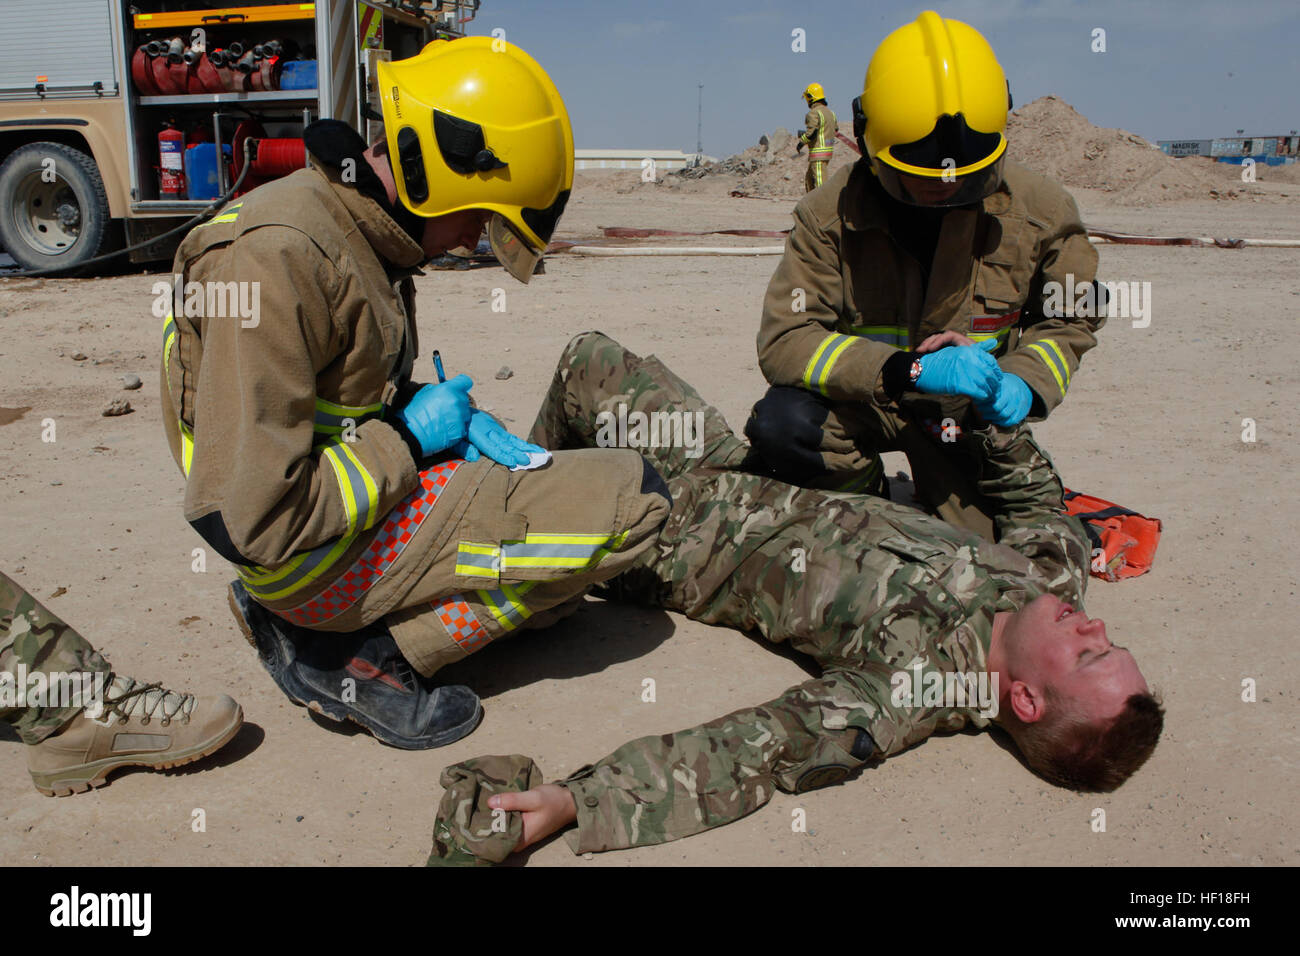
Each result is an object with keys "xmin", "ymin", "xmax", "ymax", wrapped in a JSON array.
[
  {"xmin": 975, "ymin": 371, "xmax": 1033, "ymax": 427},
  {"xmin": 914, "ymin": 338, "xmax": 1001, "ymax": 403},
  {"xmin": 394, "ymin": 374, "xmax": 473, "ymax": 457},
  {"xmin": 465, "ymin": 409, "xmax": 547, "ymax": 468}
]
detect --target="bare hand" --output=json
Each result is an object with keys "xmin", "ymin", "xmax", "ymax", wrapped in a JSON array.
[
  {"xmin": 488, "ymin": 784, "xmax": 578, "ymax": 853},
  {"xmin": 915, "ymin": 330, "xmax": 977, "ymax": 354}
]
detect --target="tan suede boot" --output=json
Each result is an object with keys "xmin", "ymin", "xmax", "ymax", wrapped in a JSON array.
[{"xmin": 26, "ymin": 675, "xmax": 243, "ymax": 796}]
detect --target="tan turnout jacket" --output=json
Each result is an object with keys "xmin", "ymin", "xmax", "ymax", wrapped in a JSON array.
[{"xmin": 758, "ymin": 159, "xmax": 1102, "ymax": 419}]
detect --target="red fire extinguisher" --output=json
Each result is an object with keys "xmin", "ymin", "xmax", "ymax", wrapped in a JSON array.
[{"xmin": 159, "ymin": 123, "xmax": 186, "ymax": 199}]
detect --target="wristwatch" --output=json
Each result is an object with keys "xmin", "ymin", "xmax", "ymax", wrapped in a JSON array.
[{"xmin": 909, "ymin": 357, "xmax": 923, "ymax": 385}]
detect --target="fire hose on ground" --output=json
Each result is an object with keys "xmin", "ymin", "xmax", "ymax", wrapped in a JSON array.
[{"xmin": 545, "ymin": 226, "xmax": 1300, "ymax": 258}]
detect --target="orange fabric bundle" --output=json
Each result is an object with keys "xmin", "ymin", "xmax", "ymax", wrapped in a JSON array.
[{"xmin": 1063, "ymin": 489, "xmax": 1162, "ymax": 581}]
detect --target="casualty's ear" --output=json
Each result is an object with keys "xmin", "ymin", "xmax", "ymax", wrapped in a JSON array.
[{"xmin": 1009, "ymin": 680, "xmax": 1043, "ymax": 724}]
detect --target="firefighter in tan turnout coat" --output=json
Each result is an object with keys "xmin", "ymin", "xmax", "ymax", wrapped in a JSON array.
[
  {"xmin": 161, "ymin": 38, "xmax": 670, "ymax": 749},
  {"xmin": 797, "ymin": 82, "xmax": 838, "ymax": 192},
  {"xmin": 747, "ymin": 12, "xmax": 1104, "ymax": 542}
]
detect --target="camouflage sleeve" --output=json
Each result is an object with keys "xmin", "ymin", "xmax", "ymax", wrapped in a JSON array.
[
  {"xmin": 972, "ymin": 424, "xmax": 1090, "ymax": 602},
  {"xmin": 560, "ymin": 671, "xmax": 878, "ymax": 854},
  {"xmin": 999, "ymin": 190, "xmax": 1103, "ymax": 418}
]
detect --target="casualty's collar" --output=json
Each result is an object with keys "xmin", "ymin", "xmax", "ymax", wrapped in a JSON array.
[{"xmin": 841, "ymin": 158, "xmax": 1014, "ymax": 232}]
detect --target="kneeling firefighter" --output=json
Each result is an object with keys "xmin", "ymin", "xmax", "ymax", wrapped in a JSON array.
[
  {"xmin": 161, "ymin": 37, "xmax": 671, "ymax": 749},
  {"xmin": 747, "ymin": 10, "xmax": 1105, "ymax": 541}
]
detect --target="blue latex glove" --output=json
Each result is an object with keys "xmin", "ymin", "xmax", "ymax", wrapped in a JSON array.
[
  {"xmin": 393, "ymin": 374, "xmax": 473, "ymax": 457},
  {"xmin": 465, "ymin": 409, "xmax": 546, "ymax": 468},
  {"xmin": 975, "ymin": 371, "xmax": 1033, "ymax": 427},
  {"xmin": 914, "ymin": 338, "xmax": 1001, "ymax": 403}
]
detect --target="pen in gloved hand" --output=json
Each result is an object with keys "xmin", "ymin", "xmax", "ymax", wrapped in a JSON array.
[{"xmin": 432, "ymin": 349, "xmax": 447, "ymax": 384}]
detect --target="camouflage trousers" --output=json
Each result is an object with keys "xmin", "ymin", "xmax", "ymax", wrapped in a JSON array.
[
  {"xmin": 433, "ymin": 331, "xmax": 1073, "ymax": 858},
  {"xmin": 0, "ymin": 571, "xmax": 111, "ymax": 745}
]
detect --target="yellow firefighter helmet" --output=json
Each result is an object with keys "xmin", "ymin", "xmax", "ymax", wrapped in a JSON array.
[
  {"xmin": 856, "ymin": 11, "xmax": 1011, "ymax": 206},
  {"xmin": 376, "ymin": 37, "xmax": 574, "ymax": 282},
  {"xmin": 803, "ymin": 82, "xmax": 826, "ymax": 106}
]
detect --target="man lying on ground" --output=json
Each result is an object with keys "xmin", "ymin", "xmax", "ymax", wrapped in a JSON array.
[{"xmin": 426, "ymin": 332, "xmax": 1162, "ymax": 864}]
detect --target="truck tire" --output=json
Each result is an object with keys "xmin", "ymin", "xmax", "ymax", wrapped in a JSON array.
[{"xmin": 0, "ymin": 142, "xmax": 115, "ymax": 274}]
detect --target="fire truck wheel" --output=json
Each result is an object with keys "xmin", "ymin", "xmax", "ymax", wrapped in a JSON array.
[{"xmin": 0, "ymin": 142, "xmax": 115, "ymax": 274}]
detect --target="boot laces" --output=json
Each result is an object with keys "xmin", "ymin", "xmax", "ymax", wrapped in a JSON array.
[{"xmin": 101, "ymin": 674, "xmax": 196, "ymax": 726}]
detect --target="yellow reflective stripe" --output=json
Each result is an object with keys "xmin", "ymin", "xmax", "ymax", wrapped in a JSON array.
[
  {"xmin": 802, "ymin": 333, "xmax": 855, "ymax": 396},
  {"xmin": 969, "ymin": 327, "xmax": 1011, "ymax": 349},
  {"xmin": 162, "ymin": 311, "xmax": 196, "ymax": 477},
  {"xmin": 455, "ymin": 542, "xmax": 501, "ymax": 578},
  {"xmin": 816, "ymin": 335, "xmax": 855, "ymax": 393},
  {"xmin": 802, "ymin": 336, "xmax": 837, "ymax": 390},
  {"xmin": 1040, "ymin": 338, "xmax": 1072, "ymax": 387},
  {"xmin": 321, "ymin": 441, "xmax": 379, "ymax": 536},
  {"xmin": 179, "ymin": 422, "xmax": 195, "ymax": 477},
  {"xmin": 197, "ymin": 202, "xmax": 243, "ymax": 227},
  {"xmin": 847, "ymin": 324, "xmax": 908, "ymax": 346},
  {"xmin": 477, "ymin": 581, "xmax": 537, "ymax": 631},
  {"xmin": 1026, "ymin": 343, "xmax": 1066, "ymax": 397},
  {"xmin": 236, "ymin": 533, "xmax": 355, "ymax": 600},
  {"xmin": 512, "ymin": 533, "xmax": 611, "ymax": 545},
  {"xmin": 498, "ymin": 530, "xmax": 628, "ymax": 572}
]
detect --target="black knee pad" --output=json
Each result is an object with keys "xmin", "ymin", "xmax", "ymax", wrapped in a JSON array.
[
  {"xmin": 744, "ymin": 386, "xmax": 831, "ymax": 483},
  {"xmin": 639, "ymin": 456, "xmax": 673, "ymax": 515}
]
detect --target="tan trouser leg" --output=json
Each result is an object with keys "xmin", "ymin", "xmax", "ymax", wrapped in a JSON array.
[{"xmin": 386, "ymin": 448, "xmax": 669, "ymax": 676}]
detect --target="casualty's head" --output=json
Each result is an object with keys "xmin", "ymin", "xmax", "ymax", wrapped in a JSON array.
[
  {"xmin": 855, "ymin": 10, "xmax": 1010, "ymax": 208},
  {"xmin": 993, "ymin": 593, "xmax": 1163, "ymax": 792},
  {"xmin": 376, "ymin": 36, "xmax": 574, "ymax": 282}
]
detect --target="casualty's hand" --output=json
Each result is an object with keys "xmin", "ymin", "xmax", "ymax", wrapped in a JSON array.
[
  {"xmin": 394, "ymin": 375, "xmax": 473, "ymax": 457},
  {"xmin": 913, "ymin": 338, "xmax": 1002, "ymax": 403},
  {"xmin": 975, "ymin": 371, "xmax": 1033, "ymax": 427},
  {"xmin": 465, "ymin": 409, "xmax": 546, "ymax": 468},
  {"xmin": 489, "ymin": 783, "xmax": 578, "ymax": 853},
  {"xmin": 916, "ymin": 330, "xmax": 977, "ymax": 354}
]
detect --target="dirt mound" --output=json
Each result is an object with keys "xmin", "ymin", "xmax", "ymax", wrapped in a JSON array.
[
  {"xmin": 1006, "ymin": 96, "xmax": 1246, "ymax": 203},
  {"xmin": 663, "ymin": 126, "xmax": 857, "ymax": 199},
  {"xmin": 651, "ymin": 96, "xmax": 1278, "ymax": 204}
]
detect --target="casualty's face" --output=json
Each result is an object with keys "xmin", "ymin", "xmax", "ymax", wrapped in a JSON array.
[{"xmin": 1005, "ymin": 593, "xmax": 1148, "ymax": 724}]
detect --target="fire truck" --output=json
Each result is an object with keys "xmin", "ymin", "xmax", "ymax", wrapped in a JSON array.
[{"xmin": 0, "ymin": 1, "xmax": 479, "ymax": 273}]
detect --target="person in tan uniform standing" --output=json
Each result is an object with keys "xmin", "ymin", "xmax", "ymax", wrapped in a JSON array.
[
  {"xmin": 746, "ymin": 11, "xmax": 1105, "ymax": 541},
  {"xmin": 796, "ymin": 82, "xmax": 837, "ymax": 192},
  {"xmin": 161, "ymin": 38, "xmax": 670, "ymax": 750}
]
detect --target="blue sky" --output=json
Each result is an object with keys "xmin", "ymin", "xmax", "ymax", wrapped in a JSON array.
[{"xmin": 473, "ymin": 0, "xmax": 1298, "ymax": 156}]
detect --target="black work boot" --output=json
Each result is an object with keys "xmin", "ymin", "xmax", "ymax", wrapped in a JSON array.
[{"xmin": 227, "ymin": 581, "xmax": 481, "ymax": 749}]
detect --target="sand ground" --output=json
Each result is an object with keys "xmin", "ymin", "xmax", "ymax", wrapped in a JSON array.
[{"xmin": 0, "ymin": 171, "xmax": 1296, "ymax": 866}]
